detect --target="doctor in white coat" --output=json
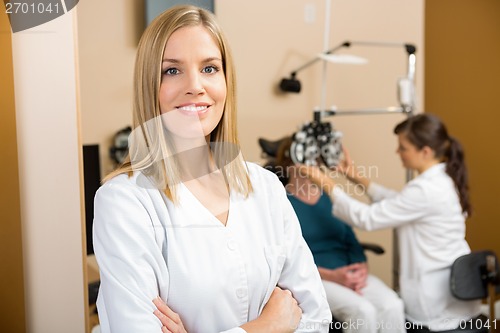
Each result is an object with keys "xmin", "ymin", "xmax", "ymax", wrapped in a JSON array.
[
  {"xmin": 300, "ymin": 113, "xmax": 481, "ymax": 332},
  {"xmin": 93, "ymin": 5, "xmax": 331, "ymax": 333}
]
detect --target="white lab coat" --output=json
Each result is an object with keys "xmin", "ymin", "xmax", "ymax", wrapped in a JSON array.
[
  {"xmin": 332, "ymin": 163, "xmax": 481, "ymax": 331},
  {"xmin": 93, "ymin": 162, "xmax": 331, "ymax": 333}
]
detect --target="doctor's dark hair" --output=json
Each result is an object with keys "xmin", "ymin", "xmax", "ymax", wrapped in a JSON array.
[{"xmin": 394, "ymin": 114, "xmax": 471, "ymax": 216}]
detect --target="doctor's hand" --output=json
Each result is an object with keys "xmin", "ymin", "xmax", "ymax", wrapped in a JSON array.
[
  {"xmin": 334, "ymin": 147, "xmax": 370, "ymax": 189},
  {"xmin": 153, "ymin": 297, "xmax": 188, "ymax": 333},
  {"xmin": 297, "ymin": 165, "xmax": 336, "ymax": 195},
  {"xmin": 241, "ymin": 287, "xmax": 302, "ymax": 333},
  {"xmin": 335, "ymin": 147, "xmax": 354, "ymax": 178}
]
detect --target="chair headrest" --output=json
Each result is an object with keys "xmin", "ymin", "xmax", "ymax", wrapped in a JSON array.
[{"xmin": 258, "ymin": 137, "xmax": 288, "ymax": 158}]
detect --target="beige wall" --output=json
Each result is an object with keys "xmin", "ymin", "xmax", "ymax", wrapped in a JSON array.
[
  {"xmin": 77, "ymin": 0, "xmax": 144, "ymax": 177},
  {"xmin": 11, "ymin": 9, "xmax": 87, "ymax": 333},
  {"xmin": 425, "ymin": 0, "xmax": 500, "ymax": 303},
  {"xmin": 78, "ymin": 0, "xmax": 425, "ymax": 286},
  {"xmin": 0, "ymin": 8, "xmax": 26, "ymax": 333}
]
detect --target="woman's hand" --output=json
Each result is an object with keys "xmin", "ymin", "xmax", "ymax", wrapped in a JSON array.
[
  {"xmin": 153, "ymin": 297, "xmax": 188, "ymax": 333},
  {"xmin": 318, "ymin": 262, "xmax": 368, "ymax": 295},
  {"xmin": 241, "ymin": 287, "xmax": 302, "ymax": 333},
  {"xmin": 350, "ymin": 262, "xmax": 368, "ymax": 294},
  {"xmin": 335, "ymin": 147, "xmax": 370, "ymax": 189},
  {"xmin": 297, "ymin": 165, "xmax": 336, "ymax": 195},
  {"xmin": 336, "ymin": 147, "xmax": 354, "ymax": 178}
]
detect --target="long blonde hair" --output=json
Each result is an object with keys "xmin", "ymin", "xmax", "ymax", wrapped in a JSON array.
[{"xmin": 104, "ymin": 5, "xmax": 253, "ymax": 202}]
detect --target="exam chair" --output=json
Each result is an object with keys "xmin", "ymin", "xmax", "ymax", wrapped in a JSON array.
[
  {"xmin": 448, "ymin": 250, "xmax": 499, "ymax": 333},
  {"xmin": 407, "ymin": 250, "xmax": 499, "ymax": 333}
]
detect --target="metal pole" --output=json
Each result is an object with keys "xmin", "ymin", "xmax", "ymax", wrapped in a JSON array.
[
  {"xmin": 320, "ymin": 0, "xmax": 332, "ymax": 118},
  {"xmin": 307, "ymin": 39, "xmax": 417, "ymax": 292},
  {"xmin": 288, "ymin": 43, "xmax": 350, "ymax": 76}
]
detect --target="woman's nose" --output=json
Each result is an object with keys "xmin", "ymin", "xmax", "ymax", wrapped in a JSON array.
[{"xmin": 186, "ymin": 72, "xmax": 205, "ymax": 95}]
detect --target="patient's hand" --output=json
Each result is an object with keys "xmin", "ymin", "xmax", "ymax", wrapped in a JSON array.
[{"xmin": 318, "ymin": 262, "xmax": 368, "ymax": 294}]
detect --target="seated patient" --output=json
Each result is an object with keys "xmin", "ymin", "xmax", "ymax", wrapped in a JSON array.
[{"xmin": 274, "ymin": 137, "xmax": 406, "ymax": 333}]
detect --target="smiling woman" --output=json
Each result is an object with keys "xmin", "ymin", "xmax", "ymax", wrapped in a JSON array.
[{"xmin": 92, "ymin": 5, "xmax": 331, "ymax": 333}]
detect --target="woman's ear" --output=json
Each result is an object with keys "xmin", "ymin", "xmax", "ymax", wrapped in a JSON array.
[{"xmin": 421, "ymin": 146, "xmax": 436, "ymax": 160}]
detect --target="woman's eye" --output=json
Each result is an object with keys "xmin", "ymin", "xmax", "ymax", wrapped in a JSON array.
[
  {"xmin": 202, "ymin": 65, "xmax": 219, "ymax": 74},
  {"xmin": 163, "ymin": 68, "xmax": 180, "ymax": 75}
]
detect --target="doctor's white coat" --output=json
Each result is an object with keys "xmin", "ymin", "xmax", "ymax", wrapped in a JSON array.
[
  {"xmin": 332, "ymin": 163, "xmax": 481, "ymax": 331},
  {"xmin": 93, "ymin": 162, "xmax": 331, "ymax": 333}
]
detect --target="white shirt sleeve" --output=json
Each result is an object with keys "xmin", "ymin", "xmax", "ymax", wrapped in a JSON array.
[
  {"xmin": 221, "ymin": 329, "xmax": 247, "ymax": 333},
  {"xmin": 93, "ymin": 182, "xmax": 168, "ymax": 333},
  {"xmin": 275, "ymin": 182, "xmax": 332, "ymax": 333},
  {"xmin": 332, "ymin": 180, "xmax": 431, "ymax": 231},
  {"xmin": 366, "ymin": 182, "xmax": 399, "ymax": 202}
]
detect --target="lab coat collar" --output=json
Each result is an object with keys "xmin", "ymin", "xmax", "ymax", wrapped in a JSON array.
[{"xmin": 419, "ymin": 162, "xmax": 446, "ymax": 179}]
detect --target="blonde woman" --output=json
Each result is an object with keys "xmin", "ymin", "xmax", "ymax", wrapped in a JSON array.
[{"xmin": 93, "ymin": 5, "xmax": 331, "ymax": 333}]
